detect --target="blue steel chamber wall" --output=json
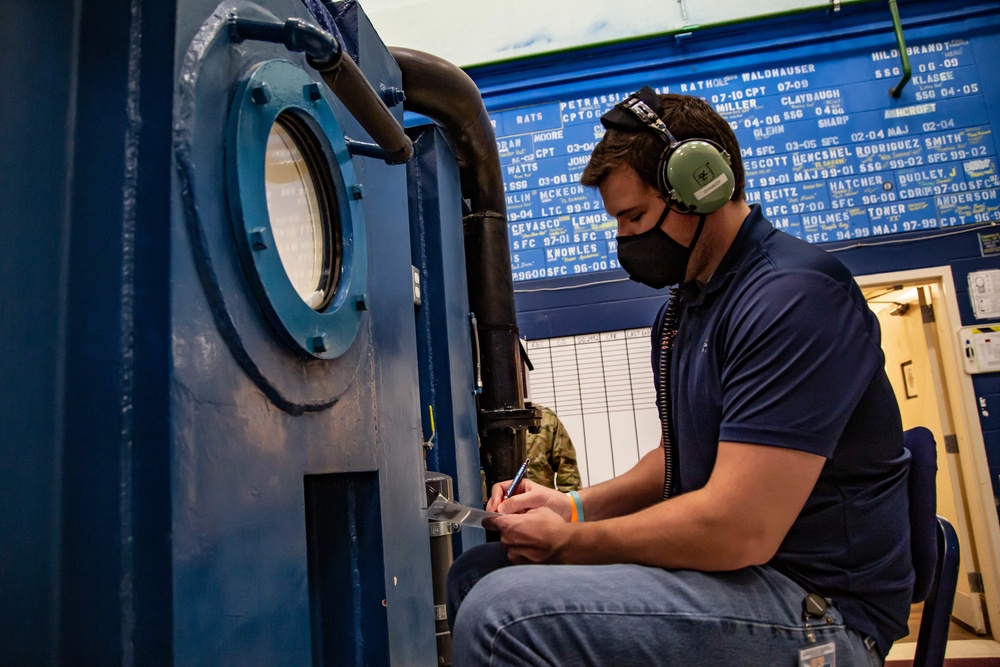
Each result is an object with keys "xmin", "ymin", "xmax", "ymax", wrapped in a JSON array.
[
  {"xmin": 168, "ymin": 0, "xmax": 433, "ymax": 663},
  {"xmin": 3, "ymin": 0, "xmax": 467, "ymax": 660},
  {"xmin": 469, "ymin": 1, "xmax": 1000, "ymax": 501},
  {"xmin": 406, "ymin": 127, "xmax": 487, "ymax": 555}
]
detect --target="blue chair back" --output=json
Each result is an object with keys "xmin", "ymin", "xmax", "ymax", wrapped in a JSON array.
[
  {"xmin": 903, "ymin": 426, "xmax": 961, "ymax": 667},
  {"xmin": 906, "ymin": 426, "xmax": 939, "ymax": 603}
]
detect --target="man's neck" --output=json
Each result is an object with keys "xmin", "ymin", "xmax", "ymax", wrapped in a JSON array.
[{"xmin": 690, "ymin": 200, "xmax": 752, "ymax": 286}]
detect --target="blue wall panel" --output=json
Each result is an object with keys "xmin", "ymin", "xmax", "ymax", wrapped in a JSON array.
[
  {"xmin": 0, "ymin": 3, "xmax": 78, "ymax": 663},
  {"xmin": 407, "ymin": 127, "xmax": 488, "ymax": 554}
]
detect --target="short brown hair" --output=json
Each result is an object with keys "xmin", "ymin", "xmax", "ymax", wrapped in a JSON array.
[{"xmin": 581, "ymin": 93, "xmax": 745, "ymax": 203}]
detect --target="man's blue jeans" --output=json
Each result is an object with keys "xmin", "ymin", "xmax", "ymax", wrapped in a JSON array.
[{"xmin": 448, "ymin": 543, "xmax": 882, "ymax": 666}]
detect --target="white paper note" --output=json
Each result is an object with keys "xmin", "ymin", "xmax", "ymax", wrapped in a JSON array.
[{"xmin": 425, "ymin": 487, "xmax": 500, "ymax": 528}]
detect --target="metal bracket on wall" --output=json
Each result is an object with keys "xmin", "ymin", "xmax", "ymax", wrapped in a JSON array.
[
  {"xmin": 478, "ymin": 405, "xmax": 542, "ymax": 433},
  {"xmin": 887, "ymin": 0, "xmax": 911, "ymax": 98},
  {"xmin": 428, "ymin": 521, "xmax": 459, "ymax": 537},
  {"xmin": 970, "ymin": 571, "xmax": 985, "ymax": 594}
]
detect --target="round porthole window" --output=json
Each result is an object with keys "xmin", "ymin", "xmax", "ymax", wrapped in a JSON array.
[
  {"xmin": 227, "ymin": 59, "xmax": 367, "ymax": 359},
  {"xmin": 264, "ymin": 113, "xmax": 341, "ymax": 310}
]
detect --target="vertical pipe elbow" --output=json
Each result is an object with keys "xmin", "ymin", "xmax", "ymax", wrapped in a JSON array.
[
  {"xmin": 388, "ymin": 47, "xmax": 505, "ymax": 213},
  {"xmin": 390, "ymin": 46, "xmax": 528, "ymax": 486}
]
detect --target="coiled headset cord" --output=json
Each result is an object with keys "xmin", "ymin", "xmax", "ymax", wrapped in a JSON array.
[{"xmin": 658, "ymin": 288, "xmax": 683, "ymax": 501}]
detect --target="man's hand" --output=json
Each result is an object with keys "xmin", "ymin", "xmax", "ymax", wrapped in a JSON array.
[
  {"xmin": 486, "ymin": 479, "xmax": 572, "ymax": 520},
  {"xmin": 493, "ymin": 507, "xmax": 571, "ymax": 564}
]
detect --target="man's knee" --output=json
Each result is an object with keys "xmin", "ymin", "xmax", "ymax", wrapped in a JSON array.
[{"xmin": 446, "ymin": 542, "xmax": 511, "ymax": 630}]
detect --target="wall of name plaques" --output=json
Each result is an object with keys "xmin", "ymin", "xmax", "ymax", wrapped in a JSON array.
[{"xmin": 486, "ymin": 20, "xmax": 999, "ymax": 283}]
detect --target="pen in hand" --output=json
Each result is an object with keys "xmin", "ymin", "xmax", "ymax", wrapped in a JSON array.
[{"xmin": 503, "ymin": 458, "xmax": 532, "ymax": 501}]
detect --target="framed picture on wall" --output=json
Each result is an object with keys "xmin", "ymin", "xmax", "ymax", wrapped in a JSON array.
[{"xmin": 901, "ymin": 360, "xmax": 918, "ymax": 399}]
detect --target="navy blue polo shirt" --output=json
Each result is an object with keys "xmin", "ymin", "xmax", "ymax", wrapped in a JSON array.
[{"xmin": 651, "ymin": 205, "xmax": 913, "ymax": 657}]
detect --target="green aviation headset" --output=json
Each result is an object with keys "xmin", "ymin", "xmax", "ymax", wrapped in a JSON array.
[{"xmin": 601, "ymin": 86, "xmax": 735, "ymax": 214}]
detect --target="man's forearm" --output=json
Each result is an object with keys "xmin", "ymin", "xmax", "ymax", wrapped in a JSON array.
[
  {"xmin": 559, "ymin": 442, "xmax": 827, "ymax": 570},
  {"xmin": 577, "ymin": 445, "xmax": 664, "ymax": 520},
  {"xmin": 563, "ymin": 489, "xmax": 754, "ymax": 570}
]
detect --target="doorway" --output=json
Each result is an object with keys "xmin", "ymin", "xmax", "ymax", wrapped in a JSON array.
[{"xmin": 860, "ymin": 266, "xmax": 1000, "ymax": 649}]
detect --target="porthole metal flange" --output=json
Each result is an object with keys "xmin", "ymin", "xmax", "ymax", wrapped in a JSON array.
[{"xmin": 227, "ymin": 58, "xmax": 367, "ymax": 359}]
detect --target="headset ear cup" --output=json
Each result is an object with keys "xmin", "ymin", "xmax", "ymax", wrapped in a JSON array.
[{"xmin": 665, "ymin": 139, "xmax": 735, "ymax": 214}]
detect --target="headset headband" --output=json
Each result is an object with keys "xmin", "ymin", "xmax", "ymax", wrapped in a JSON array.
[
  {"xmin": 619, "ymin": 98, "xmax": 679, "ymax": 146},
  {"xmin": 601, "ymin": 87, "xmax": 674, "ymax": 138}
]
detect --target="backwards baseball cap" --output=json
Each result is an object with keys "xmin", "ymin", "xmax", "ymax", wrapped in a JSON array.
[{"xmin": 600, "ymin": 86, "xmax": 665, "ymax": 133}]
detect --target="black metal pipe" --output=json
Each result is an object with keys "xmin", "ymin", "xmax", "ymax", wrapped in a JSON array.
[
  {"xmin": 344, "ymin": 138, "xmax": 392, "ymax": 160},
  {"xmin": 426, "ymin": 471, "xmax": 455, "ymax": 666},
  {"xmin": 310, "ymin": 52, "xmax": 413, "ymax": 164},
  {"xmin": 228, "ymin": 13, "xmax": 412, "ymax": 164},
  {"xmin": 230, "ymin": 16, "xmax": 341, "ymax": 63},
  {"xmin": 390, "ymin": 47, "xmax": 535, "ymax": 490}
]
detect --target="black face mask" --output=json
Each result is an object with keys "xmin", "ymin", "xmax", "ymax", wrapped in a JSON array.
[{"xmin": 616, "ymin": 206, "xmax": 707, "ymax": 290}]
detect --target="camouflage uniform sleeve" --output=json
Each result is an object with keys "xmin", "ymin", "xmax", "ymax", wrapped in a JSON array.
[
  {"xmin": 550, "ymin": 413, "xmax": 582, "ymax": 492},
  {"xmin": 524, "ymin": 408, "xmax": 557, "ymax": 489}
]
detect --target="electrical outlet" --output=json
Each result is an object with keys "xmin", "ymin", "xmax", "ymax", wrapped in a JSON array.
[{"xmin": 412, "ymin": 265, "xmax": 422, "ymax": 305}]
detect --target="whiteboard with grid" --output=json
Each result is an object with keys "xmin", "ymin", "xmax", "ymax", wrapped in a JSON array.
[{"xmin": 525, "ymin": 328, "xmax": 662, "ymax": 487}]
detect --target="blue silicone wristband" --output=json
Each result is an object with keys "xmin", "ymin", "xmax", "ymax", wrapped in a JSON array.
[{"xmin": 567, "ymin": 490, "xmax": 585, "ymax": 522}]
